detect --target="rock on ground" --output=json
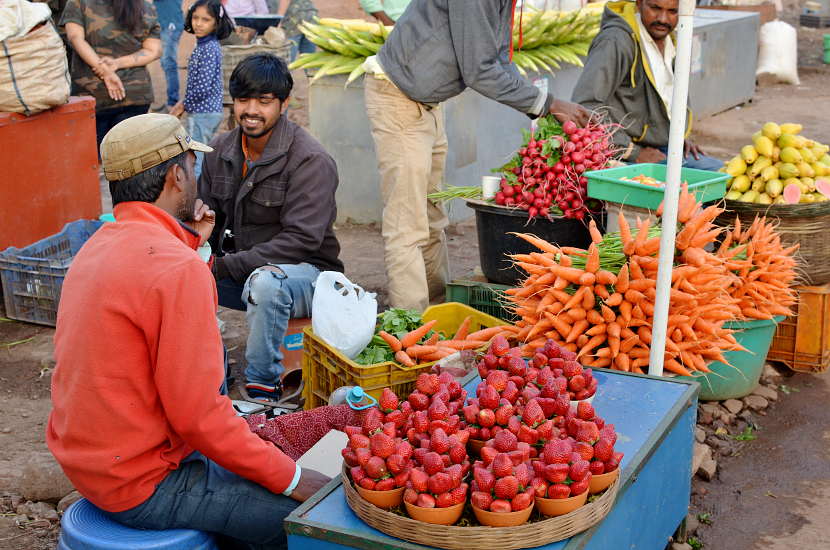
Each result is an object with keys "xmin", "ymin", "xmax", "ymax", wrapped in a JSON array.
[
  {"xmin": 743, "ymin": 395, "xmax": 770, "ymax": 411},
  {"xmin": 20, "ymin": 452, "xmax": 75, "ymax": 503},
  {"xmin": 723, "ymin": 399, "xmax": 743, "ymax": 415},
  {"xmin": 752, "ymin": 384, "xmax": 779, "ymax": 402}
]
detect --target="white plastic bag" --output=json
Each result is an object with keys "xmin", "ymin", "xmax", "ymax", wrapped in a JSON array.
[
  {"xmin": 312, "ymin": 272, "xmax": 377, "ymax": 359},
  {"xmin": 756, "ymin": 21, "xmax": 799, "ymax": 86}
]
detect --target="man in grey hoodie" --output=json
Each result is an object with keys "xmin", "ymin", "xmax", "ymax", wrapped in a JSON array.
[
  {"xmin": 572, "ymin": 0, "xmax": 722, "ymax": 171},
  {"xmin": 364, "ymin": 0, "xmax": 589, "ymax": 313}
]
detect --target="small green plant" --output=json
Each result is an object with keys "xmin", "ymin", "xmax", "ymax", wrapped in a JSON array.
[
  {"xmin": 697, "ymin": 512, "xmax": 712, "ymax": 525},
  {"xmin": 688, "ymin": 536, "xmax": 703, "ymax": 549},
  {"xmin": 730, "ymin": 426, "xmax": 757, "ymax": 441},
  {"xmin": 779, "ymin": 384, "xmax": 799, "ymax": 394}
]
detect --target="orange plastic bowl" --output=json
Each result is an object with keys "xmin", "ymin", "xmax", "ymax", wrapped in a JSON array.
[
  {"xmin": 535, "ymin": 490, "xmax": 588, "ymax": 516},
  {"xmin": 589, "ymin": 468, "xmax": 619, "ymax": 494},
  {"xmin": 356, "ymin": 485, "xmax": 405, "ymax": 509},
  {"xmin": 472, "ymin": 501, "xmax": 534, "ymax": 527},
  {"xmin": 404, "ymin": 501, "xmax": 465, "ymax": 525}
]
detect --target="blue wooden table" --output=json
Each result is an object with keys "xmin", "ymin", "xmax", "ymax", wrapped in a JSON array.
[{"xmin": 285, "ymin": 370, "xmax": 699, "ymax": 550}]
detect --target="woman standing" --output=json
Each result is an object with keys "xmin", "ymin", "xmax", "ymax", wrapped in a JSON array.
[{"xmin": 61, "ymin": 0, "xmax": 162, "ymax": 147}]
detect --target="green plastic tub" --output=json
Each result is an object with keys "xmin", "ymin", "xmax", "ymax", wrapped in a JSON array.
[
  {"xmin": 679, "ymin": 316, "xmax": 784, "ymax": 401},
  {"xmin": 586, "ymin": 163, "xmax": 728, "ymax": 210}
]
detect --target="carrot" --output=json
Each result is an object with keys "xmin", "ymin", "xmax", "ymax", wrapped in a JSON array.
[
  {"xmin": 395, "ymin": 350, "xmax": 416, "ymax": 367},
  {"xmin": 581, "ymin": 287, "xmax": 596, "ymax": 310},
  {"xmin": 620, "ymin": 335, "xmax": 640, "ymax": 353},
  {"xmin": 436, "ymin": 339, "xmax": 488, "ymax": 350},
  {"xmin": 578, "ymin": 334, "xmax": 607, "ymax": 357},
  {"xmin": 406, "ymin": 345, "xmax": 440, "ymax": 358},
  {"xmin": 579, "ymin": 272, "xmax": 597, "ymax": 286},
  {"xmin": 596, "ymin": 270, "xmax": 617, "ymax": 286},
  {"xmin": 586, "ymin": 324, "xmax": 607, "ymax": 336},
  {"xmin": 566, "ymin": 320, "xmax": 589, "ymax": 343},
  {"xmin": 605, "ymin": 293, "xmax": 623, "ymax": 307},
  {"xmin": 551, "ymin": 265, "xmax": 587, "ymax": 285},
  {"xmin": 453, "ymin": 316, "xmax": 472, "ymax": 340},
  {"xmin": 546, "ymin": 314, "xmax": 572, "ymax": 339},
  {"xmin": 586, "ymin": 309, "xmax": 604, "ymax": 325},
  {"xmin": 600, "ymin": 304, "xmax": 616, "ymax": 323},
  {"xmin": 594, "ymin": 284, "xmax": 611, "ymax": 300},
  {"xmin": 616, "ymin": 264, "xmax": 630, "ymax": 293},
  {"xmin": 378, "ymin": 331, "xmax": 403, "ymax": 352},
  {"xmin": 400, "ymin": 320, "xmax": 438, "ymax": 348},
  {"xmin": 511, "ymin": 233, "xmax": 560, "ymax": 254},
  {"xmin": 420, "ymin": 348, "xmax": 456, "ymax": 362},
  {"xmin": 619, "ymin": 300, "xmax": 633, "ymax": 324},
  {"xmin": 585, "ymin": 243, "xmax": 600, "ymax": 273},
  {"xmin": 615, "ymin": 353, "xmax": 631, "ymax": 372},
  {"xmin": 562, "ymin": 286, "xmax": 588, "ymax": 312},
  {"xmin": 577, "ymin": 334, "xmax": 589, "ymax": 348},
  {"xmin": 467, "ymin": 326, "xmax": 511, "ymax": 341},
  {"xmin": 663, "ymin": 358, "xmax": 693, "ymax": 377},
  {"xmin": 588, "ymin": 219, "xmax": 603, "ymax": 244},
  {"xmin": 593, "ymin": 357, "xmax": 612, "ymax": 368},
  {"xmin": 624, "ymin": 289, "xmax": 646, "ymax": 304},
  {"xmin": 568, "ymin": 307, "xmax": 587, "ymax": 320}
]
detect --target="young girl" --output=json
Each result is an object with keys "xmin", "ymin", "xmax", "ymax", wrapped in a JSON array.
[{"xmin": 170, "ymin": 0, "xmax": 234, "ymax": 176}]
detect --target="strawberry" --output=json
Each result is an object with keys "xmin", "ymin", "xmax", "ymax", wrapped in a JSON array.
[
  {"xmin": 543, "ymin": 439, "xmax": 572, "ymax": 464},
  {"xmin": 365, "ymin": 456, "xmax": 388, "ymax": 479},
  {"xmin": 569, "ymin": 374, "xmax": 587, "ymax": 392},
  {"xmin": 523, "ymin": 399, "xmax": 545, "ymax": 427},
  {"xmin": 358, "ymin": 477, "xmax": 377, "ymax": 490},
  {"xmin": 483, "ymin": 353, "xmax": 499, "ymax": 370},
  {"xmin": 599, "ymin": 425, "xmax": 617, "ymax": 445},
  {"xmin": 491, "ymin": 453, "xmax": 514, "ymax": 478},
  {"xmin": 356, "ymin": 448, "xmax": 372, "ymax": 468},
  {"xmin": 561, "ymin": 350, "xmax": 576, "ymax": 361},
  {"xmin": 477, "ymin": 409, "xmax": 496, "ymax": 428},
  {"xmin": 453, "ymin": 429, "xmax": 470, "ymax": 445},
  {"xmin": 349, "ymin": 433, "xmax": 370, "ymax": 450},
  {"xmin": 562, "ymin": 360, "xmax": 583, "ymax": 378},
  {"xmin": 342, "ymin": 448, "xmax": 358, "ymax": 467},
  {"xmin": 416, "ymin": 493, "xmax": 436, "ymax": 508},
  {"xmin": 370, "ymin": 432, "xmax": 395, "ymax": 459},
  {"xmin": 494, "ymin": 476, "xmax": 519, "ymax": 500},
  {"xmin": 474, "ymin": 467, "xmax": 496, "ymax": 493},
  {"xmin": 574, "ymin": 442, "xmax": 594, "ymax": 461},
  {"xmin": 530, "ymin": 476, "xmax": 549, "ymax": 497},
  {"xmin": 520, "ymin": 385, "xmax": 541, "ymax": 405},
  {"xmin": 569, "ymin": 460, "xmax": 591, "ymax": 482},
  {"xmin": 514, "ymin": 462, "xmax": 533, "ymax": 489},
  {"xmin": 537, "ymin": 420, "xmax": 555, "ymax": 441},
  {"xmin": 412, "ymin": 410, "xmax": 430, "ymax": 433},
  {"xmin": 477, "ymin": 363, "xmax": 489, "ymax": 379},
  {"xmin": 494, "ymin": 404, "xmax": 514, "ymax": 426},
  {"xmin": 438, "ymin": 371, "xmax": 454, "ymax": 386},
  {"xmin": 517, "ymin": 442, "xmax": 532, "ymax": 461},
  {"xmin": 593, "ymin": 438, "xmax": 614, "ymax": 462},
  {"xmin": 422, "ymin": 451, "xmax": 445, "ymax": 475},
  {"xmin": 471, "ymin": 491, "xmax": 493, "ymax": 511},
  {"xmin": 518, "ymin": 424, "xmax": 539, "ymax": 445},
  {"xmin": 479, "ymin": 427, "xmax": 491, "ymax": 441},
  {"xmin": 433, "ymin": 387, "xmax": 451, "ymax": 404},
  {"xmin": 435, "ymin": 492, "xmax": 455, "ymax": 508},
  {"xmin": 382, "ymin": 422, "xmax": 396, "ymax": 438},
  {"xmin": 404, "ymin": 487, "xmax": 419, "ymax": 504},
  {"xmin": 589, "ymin": 460, "xmax": 606, "ymax": 476},
  {"xmin": 400, "ymin": 400, "xmax": 413, "ymax": 415},
  {"xmin": 480, "ymin": 446, "xmax": 499, "ymax": 466},
  {"xmin": 408, "ymin": 391, "xmax": 430, "ymax": 411},
  {"xmin": 486, "ymin": 370, "xmax": 509, "ymax": 392},
  {"xmin": 350, "ymin": 466, "xmax": 367, "ymax": 484},
  {"xmin": 430, "ymin": 428, "xmax": 451, "ymax": 454},
  {"xmin": 576, "ymin": 420, "xmax": 600, "ymax": 444},
  {"xmin": 344, "ymin": 426, "xmax": 362, "ymax": 438},
  {"xmin": 394, "ymin": 469, "xmax": 411, "ymax": 487},
  {"xmin": 532, "ymin": 460, "xmax": 546, "ymax": 477},
  {"xmin": 544, "ymin": 463, "xmax": 569, "ymax": 484},
  {"xmin": 428, "ymin": 472, "xmax": 452, "ymax": 495},
  {"xmin": 494, "ymin": 430, "xmax": 518, "ymax": 452},
  {"xmin": 446, "ymin": 464, "xmax": 463, "ymax": 488},
  {"xmin": 463, "ymin": 404, "xmax": 480, "ymax": 424},
  {"xmin": 442, "ymin": 455, "xmax": 451, "ymax": 467},
  {"xmin": 409, "ymin": 468, "xmax": 429, "ymax": 492},
  {"xmin": 570, "ymin": 477, "xmax": 590, "ymax": 496},
  {"xmin": 413, "ymin": 447, "xmax": 428, "ymax": 465},
  {"xmin": 548, "ymin": 356, "xmax": 565, "ymax": 369},
  {"xmin": 450, "ymin": 483, "xmax": 468, "ymax": 505},
  {"xmin": 605, "ymin": 452, "xmax": 624, "ymax": 472},
  {"xmin": 554, "ymin": 376, "xmax": 568, "ymax": 393},
  {"xmin": 396, "ymin": 440, "xmax": 414, "ymax": 461},
  {"xmin": 385, "ymin": 409, "xmax": 405, "ymax": 429},
  {"xmin": 379, "ymin": 388, "xmax": 399, "ymax": 412},
  {"xmin": 489, "ymin": 335, "xmax": 510, "ymax": 357},
  {"xmin": 375, "ymin": 478, "xmax": 396, "ymax": 491},
  {"xmin": 540, "ymin": 380, "xmax": 559, "ymax": 399},
  {"xmin": 507, "ymin": 450, "xmax": 525, "ymax": 466},
  {"xmin": 386, "ymin": 453, "xmax": 406, "ymax": 475},
  {"xmin": 507, "ymin": 415, "xmax": 522, "ymax": 435},
  {"xmin": 553, "ymin": 394, "xmax": 571, "ymax": 416},
  {"xmin": 429, "ymin": 420, "xmax": 451, "ymax": 434},
  {"xmin": 362, "ymin": 408, "xmax": 384, "ymax": 435},
  {"xmin": 449, "ymin": 443, "xmax": 467, "ymax": 465},
  {"xmin": 511, "ymin": 491, "xmax": 534, "ymax": 511},
  {"xmin": 490, "ymin": 499, "xmax": 513, "ymax": 513},
  {"xmin": 416, "ymin": 373, "xmax": 441, "ymax": 396},
  {"xmin": 428, "ymin": 399, "xmax": 449, "ymax": 423},
  {"xmin": 576, "ymin": 401, "xmax": 595, "ymax": 421},
  {"xmin": 548, "ymin": 483, "xmax": 571, "ymax": 499},
  {"xmin": 593, "ymin": 415, "xmax": 604, "ymax": 429},
  {"xmin": 479, "ymin": 384, "xmax": 500, "ymax": 410}
]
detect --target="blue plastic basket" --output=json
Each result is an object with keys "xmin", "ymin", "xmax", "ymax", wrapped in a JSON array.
[{"xmin": 0, "ymin": 219, "xmax": 103, "ymax": 326}]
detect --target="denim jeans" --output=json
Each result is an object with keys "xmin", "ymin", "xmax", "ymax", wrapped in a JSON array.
[
  {"xmin": 187, "ymin": 112, "xmax": 224, "ymax": 178},
  {"xmin": 657, "ymin": 146, "xmax": 724, "ymax": 172},
  {"xmin": 105, "ymin": 451, "xmax": 298, "ymax": 550},
  {"xmin": 216, "ymin": 263, "xmax": 319, "ymax": 386},
  {"xmin": 160, "ymin": 23, "xmax": 182, "ymax": 106},
  {"xmin": 288, "ymin": 34, "xmax": 316, "ymax": 62}
]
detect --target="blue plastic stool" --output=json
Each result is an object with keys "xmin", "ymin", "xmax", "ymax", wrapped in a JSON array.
[{"xmin": 58, "ymin": 498, "xmax": 218, "ymax": 550}]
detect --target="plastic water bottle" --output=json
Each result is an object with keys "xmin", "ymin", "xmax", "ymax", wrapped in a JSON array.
[{"xmin": 328, "ymin": 386, "xmax": 377, "ymax": 410}]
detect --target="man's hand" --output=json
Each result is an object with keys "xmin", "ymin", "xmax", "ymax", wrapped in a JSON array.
[
  {"xmin": 190, "ymin": 199, "xmax": 216, "ymax": 246},
  {"xmin": 635, "ymin": 146, "xmax": 667, "ymax": 164},
  {"xmin": 684, "ymin": 140, "xmax": 705, "ymax": 161},
  {"xmin": 549, "ymin": 99, "xmax": 590, "ymax": 128},
  {"xmin": 169, "ymin": 102, "xmax": 185, "ymax": 118},
  {"xmin": 371, "ymin": 11, "xmax": 395, "ymax": 26},
  {"xmin": 289, "ymin": 468, "xmax": 331, "ymax": 503}
]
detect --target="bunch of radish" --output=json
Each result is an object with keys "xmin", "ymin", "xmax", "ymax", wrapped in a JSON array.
[{"xmin": 493, "ymin": 116, "xmax": 618, "ymax": 220}]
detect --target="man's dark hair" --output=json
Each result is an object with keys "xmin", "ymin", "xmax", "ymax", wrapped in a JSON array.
[
  {"xmin": 184, "ymin": 0, "xmax": 235, "ymax": 41},
  {"xmin": 229, "ymin": 54, "xmax": 293, "ymax": 101},
  {"xmin": 109, "ymin": 153, "xmax": 188, "ymax": 206}
]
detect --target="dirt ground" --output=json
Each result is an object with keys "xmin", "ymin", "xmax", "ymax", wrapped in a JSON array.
[{"xmin": 2, "ymin": 1, "xmax": 830, "ymax": 548}]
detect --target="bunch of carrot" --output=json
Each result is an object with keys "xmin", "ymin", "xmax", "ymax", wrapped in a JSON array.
[
  {"xmin": 378, "ymin": 318, "xmax": 517, "ymax": 367},
  {"xmin": 504, "ymin": 184, "xmax": 752, "ymax": 376},
  {"xmin": 714, "ymin": 215, "xmax": 799, "ymax": 320}
]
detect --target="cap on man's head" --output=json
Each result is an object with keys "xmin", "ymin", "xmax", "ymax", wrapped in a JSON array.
[{"xmin": 101, "ymin": 114, "xmax": 213, "ymax": 181}]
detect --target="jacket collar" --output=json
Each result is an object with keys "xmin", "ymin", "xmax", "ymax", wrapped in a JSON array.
[
  {"xmin": 218, "ymin": 114, "xmax": 294, "ymax": 166},
  {"xmin": 112, "ymin": 202, "xmax": 201, "ymax": 251}
]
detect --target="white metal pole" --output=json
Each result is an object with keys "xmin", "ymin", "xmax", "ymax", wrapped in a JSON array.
[{"xmin": 648, "ymin": 0, "xmax": 696, "ymax": 377}]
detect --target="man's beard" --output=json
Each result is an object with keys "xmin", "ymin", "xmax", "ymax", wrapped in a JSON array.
[{"xmin": 176, "ymin": 184, "xmax": 198, "ymax": 222}]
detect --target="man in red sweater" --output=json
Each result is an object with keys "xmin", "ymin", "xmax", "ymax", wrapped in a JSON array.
[{"xmin": 47, "ymin": 114, "xmax": 328, "ymax": 549}]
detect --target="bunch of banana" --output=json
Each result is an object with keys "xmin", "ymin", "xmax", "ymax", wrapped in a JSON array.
[{"xmin": 723, "ymin": 122, "xmax": 830, "ymax": 205}]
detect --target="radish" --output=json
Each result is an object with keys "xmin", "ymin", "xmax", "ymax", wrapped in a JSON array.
[
  {"xmin": 782, "ymin": 184, "xmax": 801, "ymax": 204},
  {"xmin": 816, "ymin": 178, "xmax": 830, "ymax": 197}
]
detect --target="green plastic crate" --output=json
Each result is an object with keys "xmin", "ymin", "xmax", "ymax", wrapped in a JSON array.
[
  {"xmin": 586, "ymin": 163, "xmax": 728, "ymax": 210},
  {"xmin": 445, "ymin": 279, "xmax": 516, "ymax": 322}
]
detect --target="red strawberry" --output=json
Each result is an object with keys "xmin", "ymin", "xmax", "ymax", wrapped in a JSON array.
[
  {"xmin": 514, "ymin": 462, "xmax": 533, "ymax": 489},
  {"xmin": 523, "ymin": 399, "xmax": 545, "ymax": 427},
  {"xmin": 576, "ymin": 401, "xmax": 595, "ymax": 420},
  {"xmin": 486, "ymin": 370, "xmax": 509, "ymax": 392},
  {"xmin": 429, "ymin": 420, "xmax": 451, "ymax": 435},
  {"xmin": 435, "ymin": 492, "xmax": 455, "ymax": 508},
  {"xmin": 494, "ymin": 476, "xmax": 519, "ymax": 500},
  {"xmin": 518, "ymin": 424, "xmax": 539, "ymax": 445},
  {"xmin": 494, "ymin": 430, "xmax": 518, "ymax": 452},
  {"xmin": 570, "ymin": 476, "xmax": 590, "ymax": 496},
  {"xmin": 442, "ymin": 455, "xmax": 451, "ymax": 467},
  {"xmin": 474, "ymin": 467, "xmax": 496, "ymax": 492},
  {"xmin": 428, "ymin": 399, "xmax": 449, "ymax": 421},
  {"xmin": 479, "ymin": 384, "xmax": 500, "ymax": 410},
  {"xmin": 599, "ymin": 425, "xmax": 617, "ymax": 445},
  {"xmin": 490, "ymin": 499, "xmax": 513, "ymax": 513},
  {"xmin": 370, "ymin": 432, "xmax": 395, "ymax": 459},
  {"xmin": 409, "ymin": 468, "xmax": 429, "ymax": 492},
  {"xmin": 532, "ymin": 460, "xmax": 546, "ymax": 476},
  {"xmin": 400, "ymin": 400, "xmax": 413, "ymax": 415},
  {"xmin": 408, "ymin": 391, "xmax": 430, "ymax": 411},
  {"xmin": 446, "ymin": 464, "xmax": 463, "ymax": 488},
  {"xmin": 413, "ymin": 447, "xmax": 428, "ymax": 464},
  {"xmin": 605, "ymin": 452, "xmax": 624, "ymax": 472},
  {"xmin": 416, "ymin": 493, "xmax": 436, "ymax": 508},
  {"xmin": 589, "ymin": 460, "xmax": 606, "ymax": 475},
  {"xmin": 355, "ymin": 447, "xmax": 373, "ymax": 468},
  {"xmin": 492, "ymin": 453, "xmax": 514, "ymax": 478},
  {"xmin": 358, "ymin": 477, "xmax": 377, "ymax": 490},
  {"xmin": 477, "ymin": 409, "xmax": 496, "ymax": 428},
  {"xmin": 453, "ymin": 429, "xmax": 470, "ymax": 446},
  {"xmin": 394, "ymin": 469, "xmax": 411, "ymax": 487},
  {"xmin": 537, "ymin": 420, "xmax": 555, "ymax": 441},
  {"xmin": 561, "ymin": 350, "xmax": 576, "ymax": 361},
  {"xmin": 428, "ymin": 472, "xmax": 452, "ymax": 495},
  {"xmin": 350, "ymin": 466, "xmax": 367, "ymax": 484},
  {"xmin": 593, "ymin": 438, "xmax": 614, "ymax": 462},
  {"xmin": 412, "ymin": 410, "xmax": 430, "ymax": 433},
  {"xmin": 344, "ymin": 426, "xmax": 362, "ymax": 437},
  {"xmin": 479, "ymin": 427, "xmax": 491, "ymax": 441},
  {"xmin": 483, "ymin": 353, "xmax": 499, "ymax": 370},
  {"xmin": 553, "ymin": 394, "xmax": 571, "ymax": 416},
  {"xmin": 385, "ymin": 409, "xmax": 405, "ymax": 429},
  {"xmin": 349, "ymin": 433, "xmax": 370, "ymax": 450},
  {"xmin": 362, "ymin": 408, "xmax": 384, "ymax": 435},
  {"xmin": 422, "ymin": 452, "xmax": 445, "ymax": 475},
  {"xmin": 449, "ymin": 443, "xmax": 467, "ymax": 465},
  {"xmin": 576, "ymin": 420, "xmax": 600, "ymax": 444},
  {"xmin": 375, "ymin": 478, "xmax": 396, "ymax": 491},
  {"xmin": 548, "ymin": 483, "xmax": 571, "ymax": 499},
  {"xmin": 404, "ymin": 487, "xmax": 419, "ymax": 504},
  {"xmin": 511, "ymin": 491, "xmax": 534, "ymax": 511},
  {"xmin": 593, "ymin": 415, "xmax": 604, "ymax": 430},
  {"xmin": 450, "ymin": 483, "xmax": 468, "ymax": 505},
  {"xmin": 530, "ymin": 476, "xmax": 549, "ymax": 497},
  {"xmin": 489, "ymin": 335, "xmax": 510, "ymax": 357},
  {"xmin": 569, "ymin": 374, "xmax": 587, "ymax": 392},
  {"xmin": 521, "ymin": 385, "xmax": 541, "ymax": 405},
  {"xmin": 507, "ymin": 450, "xmax": 525, "ymax": 466},
  {"xmin": 379, "ymin": 388, "xmax": 399, "ymax": 412},
  {"xmin": 494, "ymin": 404, "xmax": 515, "ymax": 426},
  {"xmin": 480, "ymin": 446, "xmax": 499, "ymax": 466},
  {"xmin": 430, "ymin": 428, "xmax": 451, "ymax": 454},
  {"xmin": 543, "ymin": 439, "xmax": 572, "ymax": 464},
  {"xmin": 471, "ymin": 491, "xmax": 493, "ymax": 511},
  {"xmin": 505, "ymin": 356, "xmax": 525, "ymax": 377},
  {"xmin": 562, "ymin": 360, "xmax": 583, "ymax": 378},
  {"xmin": 507, "ymin": 415, "xmax": 522, "ymax": 435},
  {"xmin": 463, "ymin": 404, "xmax": 480, "ymax": 424},
  {"xmin": 569, "ymin": 460, "xmax": 591, "ymax": 482},
  {"xmin": 342, "ymin": 448, "xmax": 358, "ymax": 467},
  {"xmin": 544, "ymin": 463, "xmax": 569, "ymax": 484},
  {"xmin": 382, "ymin": 422, "xmax": 396, "ymax": 438},
  {"xmin": 574, "ymin": 442, "xmax": 594, "ymax": 461},
  {"xmin": 543, "ymin": 340, "xmax": 561, "ymax": 358},
  {"xmin": 365, "ymin": 456, "xmax": 388, "ymax": 479},
  {"xmin": 396, "ymin": 440, "xmax": 414, "ymax": 461}
]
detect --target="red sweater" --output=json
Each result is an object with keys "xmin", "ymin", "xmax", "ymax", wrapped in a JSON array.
[{"xmin": 46, "ymin": 202, "xmax": 297, "ymax": 512}]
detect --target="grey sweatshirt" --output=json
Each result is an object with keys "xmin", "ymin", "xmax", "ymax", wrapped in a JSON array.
[{"xmin": 377, "ymin": 0, "xmax": 552, "ymax": 117}]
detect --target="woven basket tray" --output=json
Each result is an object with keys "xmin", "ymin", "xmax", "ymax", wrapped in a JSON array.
[
  {"xmin": 714, "ymin": 199, "xmax": 830, "ymax": 285},
  {"xmin": 342, "ymin": 467, "xmax": 619, "ymax": 549}
]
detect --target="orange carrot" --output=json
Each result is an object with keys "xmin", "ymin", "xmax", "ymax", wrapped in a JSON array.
[
  {"xmin": 420, "ymin": 348, "xmax": 456, "ymax": 362},
  {"xmin": 605, "ymin": 293, "xmax": 623, "ymax": 307},
  {"xmin": 511, "ymin": 233, "xmax": 560, "ymax": 254},
  {"xmin": 424, "ymin": 332, "xmax": 440, "ymax": 346},
  {"xmin": 467, "ymin": 326, "xmax": 511, "ymax": 340},
  {"xmin": 594, "ymin": 284, "xmax": 611, "ymax": 300},
  {"xmin": 596, "ymin": 270, "xmax": 617, "ymax": 286},
  {"xmin": 566, "ymin": 320, "xmax": 589, "ymax": 343},
  {"xmin": 588, "ymin": 219, "xmax": 603, "ymax": 244},
  {"xmin": 436, "ymin": 339, "xmax": 488, "ymax": 350},
  {"xmin": 579, "ymin": 334, "xmax": 607, "ymax": 357},
  {"xmin": 616, "ymin": 264, "xmax": 630, "ymax": 293},
  {"xmin": 395, "ymin": 350, "xmax": 416, "ymax": 367},
  {"xmin": 400, "ymin": 320, "xmax": 438, "ymax": 348},
  {"xmin": 579, "ymin": 272, "xmax": 597, "ymax": 286},
  {"xmin": 406, "ymin": 345, "xmax": 440, "ymax": 358},
  {"xmin": 600, "ymin": 304, "xmax": 616, "ymax": 323},
  {"xmin": 585, "ymin": 243, "xmax": 600, "ymax": 273},
  {"xmin": 453, "ymin": 316, "xmax": 472, "ymax": 340},
  {"xmin": 378, "ymin": 331, "xmax": 402, "ymax": 352}
]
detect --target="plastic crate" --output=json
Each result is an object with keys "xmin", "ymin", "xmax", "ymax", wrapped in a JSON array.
[
  {"xmin": 767, "ymin": 284, "xmax": 830, "ymax": 373},
  {"xmin": 301, "ymin": 303, "xmax": 504, "ymax": 409},
  {"xmin": 0, "ymin": 220, "xmax": 103, "ymax": 326},
  {"xmin": 586, "ymin": 163, "xmax": 728, "ymax": 210},
  {"xmin": 445, "ymin": 278, "xmax": 517, "ymax": 322}
]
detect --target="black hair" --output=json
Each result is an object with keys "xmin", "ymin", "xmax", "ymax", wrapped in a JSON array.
[
  {"xmin": 184, "ymin": 0, "xmax": 235, "ymax": 41},
  {"xmin": 109, "ymin": 153, "xmax": 188, "ymax": 206},
  {"xmin": 229, "ymin": 53, "xmax": 293, "ymax": 101},
  {"xmin": 113, "ymin": 0, "xmax": 144, "ymax": 35}
]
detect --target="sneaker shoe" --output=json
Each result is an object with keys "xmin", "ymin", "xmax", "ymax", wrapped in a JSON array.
[{"xmin": 245, "ymin": 382, "xmax": 283, "ymax": 402}]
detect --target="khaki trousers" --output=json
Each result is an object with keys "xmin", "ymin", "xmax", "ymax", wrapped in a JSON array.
[{"xmin": 365, "ymin": 76, "xmax": 450, "ymax": 312}]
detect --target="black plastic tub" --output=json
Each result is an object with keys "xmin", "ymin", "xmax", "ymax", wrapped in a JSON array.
[{"xmin": 467, "ymin": 200, "xmax": 605, "ymax": 286}]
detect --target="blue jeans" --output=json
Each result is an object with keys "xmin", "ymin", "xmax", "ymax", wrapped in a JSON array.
[
  {"xmin": 657, "ymin": 146, "xmax": 724, "ymax": 172},
  {"xmin": 105, "ymin": 451, "xmax": 298, "ymax": 549},
  {"xmin": 160, "ymin": 23, "xmax": 182, "ymax": 106},
  {"xmin": 217, "ymin": 263, "xmax": 319, "ymax": 386},
  {"xmin": 186, "ymin": 112, "xmax": 224, "ymax": 178},
  {"xmin": 288, "ymin": 34, "xmax": 316, "ymax": 62}
]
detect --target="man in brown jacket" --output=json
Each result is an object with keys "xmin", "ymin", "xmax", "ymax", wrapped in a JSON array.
[{"xmin": 199, "ymin": 54, "xmax": 343, "ymax": 403}]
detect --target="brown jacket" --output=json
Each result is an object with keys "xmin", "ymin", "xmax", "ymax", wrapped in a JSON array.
[{"xmin": 199, "ymin": 117, "xmax": 344, "ymax": 283}]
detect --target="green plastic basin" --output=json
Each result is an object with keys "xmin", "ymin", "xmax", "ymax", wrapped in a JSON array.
[{"xmin": 679, "ymin": 316, "xmax": 784, "ymax": 401}]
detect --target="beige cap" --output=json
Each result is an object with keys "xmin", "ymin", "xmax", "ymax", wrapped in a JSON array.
[{"xmin": 101, "ymin": 113, "xmax": 213, "ymax": 181}]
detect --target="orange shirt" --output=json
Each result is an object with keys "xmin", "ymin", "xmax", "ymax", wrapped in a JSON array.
[{"xmin": 46, "ymin": 202, "xmax": 296, "ymax": 512}]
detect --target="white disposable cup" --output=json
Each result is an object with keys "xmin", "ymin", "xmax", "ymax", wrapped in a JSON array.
[{"xmin": 481, "ymin": 175, "xmax": 501, "ymax": 200}]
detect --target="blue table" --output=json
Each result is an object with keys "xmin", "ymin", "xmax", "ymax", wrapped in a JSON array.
[{"xmin": 285, "ymin": 370, "xmax": 699, "ymax": 550}]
